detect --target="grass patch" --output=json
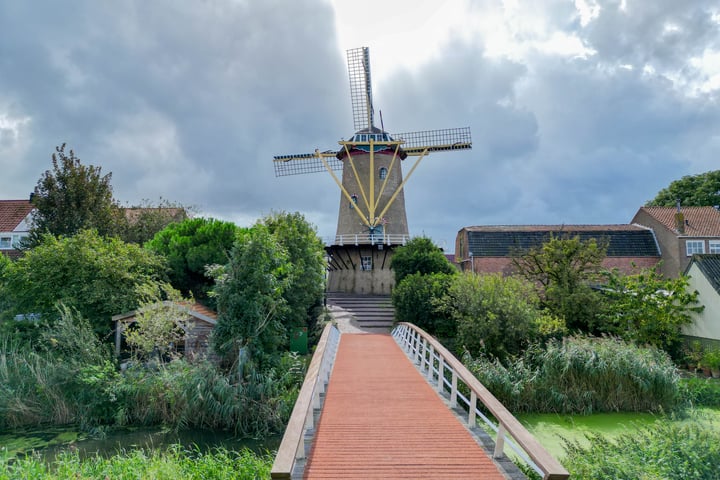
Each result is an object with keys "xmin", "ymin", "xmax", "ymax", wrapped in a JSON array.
[{"xmin": 0, "ymin": 445, "xmax": 271, "ymax": 480}]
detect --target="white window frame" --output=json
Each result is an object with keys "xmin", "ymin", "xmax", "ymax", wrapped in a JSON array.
[
  {"xmin": 0, "ymin": 236, "xmax": 12, "ymax": 249},
  {"xmin": 379, "ymin": 167, "xmax": 388, "ymax": 180},
  {"xmin": 361, "ymin": 255, "xmax": 372, "ymax": 271},
  {"xmin": 710, "ymin": 240, "xmax": 720, "ymax": 254},
  {"xmin": 686, "ymin": 240, "xmax": 705, "ymax": 256}
]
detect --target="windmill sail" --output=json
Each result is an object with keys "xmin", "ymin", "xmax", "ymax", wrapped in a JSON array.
[{"xmin": 347, "ymin": 47, "xmax": 374, "ymax": 131}]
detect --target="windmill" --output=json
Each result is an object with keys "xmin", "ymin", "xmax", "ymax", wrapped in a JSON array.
[{"xmin": 273, "ymin": 47, "xmax": 471, "ymax": 294}]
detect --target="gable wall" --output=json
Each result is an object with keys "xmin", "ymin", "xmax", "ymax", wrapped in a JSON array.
[{"xmin": 684, "ymin": 263, "xmax": 720, "ymax": 341}]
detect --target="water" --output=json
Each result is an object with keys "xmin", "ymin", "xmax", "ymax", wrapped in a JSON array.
[
  {"xmin": 0, "ymin": 426, "xmax": 280, "ymax": 460},
  {"xmin": 518, "ymin": 407, "xmax": 720, "ymax": 460}
]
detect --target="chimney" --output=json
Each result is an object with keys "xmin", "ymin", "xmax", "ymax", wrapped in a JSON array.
[{"xmin": 675, "ymin": 199, "xmax": 685, "ymax": 234}]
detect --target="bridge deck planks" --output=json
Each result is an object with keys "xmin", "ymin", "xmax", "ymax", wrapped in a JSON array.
[{"xmin": 303, "ymin": 334, "xmax": 508, "ymax": 479}]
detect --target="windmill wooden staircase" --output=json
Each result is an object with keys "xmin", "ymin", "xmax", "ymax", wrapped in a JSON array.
[{"xmin": 326, "ymin": 292, "xmax": 395, "ymax": 331}]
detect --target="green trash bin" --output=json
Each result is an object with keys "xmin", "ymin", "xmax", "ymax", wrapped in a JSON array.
[{"xmin": 290, "ymin": 327, "xmax": 308, "ymax": 355}]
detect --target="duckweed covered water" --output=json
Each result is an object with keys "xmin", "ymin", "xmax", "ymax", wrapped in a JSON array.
[{"xmin": 518, "ymin": 407, "xmax": 720, "ymax": 460}]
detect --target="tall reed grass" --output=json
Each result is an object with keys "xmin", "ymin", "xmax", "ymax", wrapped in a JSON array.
[
  {"xmin": 0, "ymin": 445, "xmax": 271, "ymax": 480},
  {"xmin": 0, "ymin": 337, "xmax": 304, "ymax": 437},
  {"xmin": 464, "ymin": 335, "xmax": 680, "ymax": 413}
]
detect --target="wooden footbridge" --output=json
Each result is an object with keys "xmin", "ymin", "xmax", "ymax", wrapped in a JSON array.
[{"xmin": 271, "ymin": 299, "xmax": 569, "ymax": 480}]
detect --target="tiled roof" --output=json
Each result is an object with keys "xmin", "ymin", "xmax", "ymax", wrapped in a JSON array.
[
  {"xmin": 688, "ymin": 254, "xmax": 720, "ymax": 295},
  {"xmin": 0, "ymin": 200, "xmax": 33, "ymax": 231},
  {"xmin": 463, "ymin": 225, "xmax": 660, "ymax": 257},
  {"xmin": 636, "ymin": 206, "xmax": 720, "ymax": 236}
]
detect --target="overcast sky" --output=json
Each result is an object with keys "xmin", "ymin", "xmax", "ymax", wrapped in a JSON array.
[{"xmin": 1, "ymin": 0, "xmax": 719, "ymax": 252}]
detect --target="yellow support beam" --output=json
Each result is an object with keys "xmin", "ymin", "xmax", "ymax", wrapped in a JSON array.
[
  {"xmin": 376, "ymin": 148, "xmax": 429, "ymax": 222},
  {"xmin": 318, "ymin": 151, "xmax": 370, "ymax": 228}
]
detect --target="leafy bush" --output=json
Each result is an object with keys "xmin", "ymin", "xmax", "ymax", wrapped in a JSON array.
[
  {"xmin": 441, "ymin": 273, "xmax": 543, "ymax": 360},
  {"xmin": 465, "ymin": 335, "xmax": 680, "ymax": 413},
  {"xmin": 390, "ymin": 236, "xmax": 456, "ymax": 284},
  {"xmin": 392, "ymin": 272, "xmax": 454, "ymax": 337},
  {"xmin": 563, "ymin": 420, "xmax": 720, "ymax": 479},
  {"xmin": 679, "ymin": 377, "xmax": 720, "ymax": 408}
]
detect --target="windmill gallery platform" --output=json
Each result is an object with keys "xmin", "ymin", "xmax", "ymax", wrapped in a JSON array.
[{"xmin": 271, "ymin": 304, "xmax": 569, "ymax": 480}]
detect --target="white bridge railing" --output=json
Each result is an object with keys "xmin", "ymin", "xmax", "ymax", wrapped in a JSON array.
[
  {"xmin": 324, "ymin": 234, "xmax": 410, "ymax": 247},
  {"xmin": 271, "ymin": 323, "xmax": 341, "ymax": 479},
  {"xmin": 392, "ymin": 322, "xmax": 570, "ymax": 480}
]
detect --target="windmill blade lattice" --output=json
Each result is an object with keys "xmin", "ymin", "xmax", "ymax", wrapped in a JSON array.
[
  {"xmin": 273, "ymin": 152, "xmax": 343, "ymax": 177},
  {"xmin": 392, "ymin": 127, "xmax": 472, "ymax": 155},
  {"xmin": 347, "ymin": 47, "xmax": 374, "ymax": 131}
]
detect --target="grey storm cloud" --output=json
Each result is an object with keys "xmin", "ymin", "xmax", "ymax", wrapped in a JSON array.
[{"xmin": 1, "ymin": 0, "xmax": 719, "ymax": 248}]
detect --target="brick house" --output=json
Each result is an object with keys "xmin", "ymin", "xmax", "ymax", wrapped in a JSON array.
[
  {"xmin": 455, "ymin": 224, "xmax": 661, "ymax": 275},
  {"xmin": 631, "ymin": 206, "xmax": 720, "ymax": 278},
  {"xmin": 0, "ymin": 199, "xmax": 34, "ymax": 259}
]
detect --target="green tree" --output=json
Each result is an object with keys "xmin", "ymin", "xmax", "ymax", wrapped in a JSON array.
[
  {"xmin": 512, "ymin": 234, "xmax": 608, "ymax": 331},
  {"xmin": 601, "ymin": 268, "xmax": 703, "ymax": 352},
  {"xmin": 439, "ymin": 273, "xmax": 542, "ymax": 360},
  {"xmin": 0, "ymin": 230, "xmax": 167, "ymax": 337},
  {"xmin": 29, "ymin": 144, "xmax": 123, "ymax": 245},
  {"xmin": 392, "ymin": 272, "xmax": 455, "ymax": 338},
  {"xmin": 390, "ymin": 236, "xmax": 456, "ymax": 284},
  {"xmin": 646, "ymin": 169, "xmax": 720, "ymax": 207},
  {"xmin": 211, "ymin": 225, "xmax": 290, "ymax": 370},
  {"xmin": 124, "ymin": 285, "xmax": 194, "ymax": 361},
  {"xmin": 262, "ymin": 211, "xmax": 325, "ymax": 332},
  {"xmin": 146, "ymin": 217, "xmax": 238, "ymax": 304}
]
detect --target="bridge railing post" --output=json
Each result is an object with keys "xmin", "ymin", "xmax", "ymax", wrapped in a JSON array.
[
  {"xmin": 450, "ymin": 372, "xmax": 458, "ymax": 407},
  {"xmin": 437, "ymin": 358, "xmax": 444, "ymax": 394},
  {"xmin": 467, "ymin": 391, "xmax": 477, "ymax": 427},
  {"xmin": 494, "ymin": 423, "xmax": 507, "ymax": 458}
]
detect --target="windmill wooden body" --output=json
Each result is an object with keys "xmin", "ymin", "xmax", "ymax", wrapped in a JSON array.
[{"xmin": 274, "ymin": 47, "xmax": 471, "ymax": 294}]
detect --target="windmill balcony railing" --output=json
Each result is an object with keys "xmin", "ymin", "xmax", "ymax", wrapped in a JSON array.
[
  {"xmin": 392, "ymin": 322, "xmax": 570, "ymax": 480},
  {"xmin": 270, "ymin": 323, "xmax": 341, "ymax": 479},
  {"xmin": 325, "ymin": 233, "xmax": 410, "ymax": 247}
]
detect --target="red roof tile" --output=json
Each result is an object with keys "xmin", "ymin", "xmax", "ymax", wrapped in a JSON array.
[
  {"xmin": 636, "ymin": 206, "xmax": 720, "ymax": 236},
  {"xmin": 0, "ymin": 200, "xmax": 33, "ymax": 232}
]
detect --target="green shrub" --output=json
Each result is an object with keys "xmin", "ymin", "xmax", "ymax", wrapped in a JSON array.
[
  {"xmin": 563, "ymin": 420, "xmax": 720, "ymax": 479},
  {"xmin": 392, "ymin": 272, "xmax": 454, "ymax": 337},
  {"xmin": 679, "ymin": 377, "xmax": 720, "ymax": 408},
  {"xmin": 441, "ymin": 273, "xmax": 543, "ymax": 360},
  {"xmin": 465, "ymin": 335, "xmax": 680, "ymax": 413}
]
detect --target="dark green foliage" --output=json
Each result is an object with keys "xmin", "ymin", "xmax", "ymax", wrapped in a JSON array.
[
  {"xmin": 392, "ymin": 272, "xmax": 455, "ymax": 337},
  {"xmin": 0, "ymin": 230, "xmax": 167, "ymax": 337},
  {"xmin": 211, "ymin": 225, "xmax": 289, "ymax": 369},
  {"xmin": 262, "ymin": 211, "xmax": 325, "ymax": 332},
  {"xmin": 146, "ymin": 217, "xmax": 238, "ymax": 304},
  {"xmin": 563, "ymin": 421, "xmax": 720, "ymax": 479},
  {"xmin": 29, "ymin": 144, "xmax": 123, "ymax": 245},
  {"xmin": 512, "ymin": 234, "xmax": 608, "ymax": 331},
  {"xmin": 441, "ymin": 273, "xmax": 543, "ymax": 360},
  {"xmin": 464, "ymin": 335, "xmax": 680, "ymax": 414},
  {"xmin": 646, "ymin": 169, "xmax": 720, "ymax": 207},
  {"xmin": 601, "ymin": 269, "xmax": 703, "ymax": 352},
  {"xmin": 390, "ymin": 236, "xmax": 456, "ymax": 284},
  {"xmin": 679, "ymin": 377, "xmax": 720, "ymax": 408},
  {"xmin": 0, "ymin": 445, "xmax": 273, "ymax": 479}
]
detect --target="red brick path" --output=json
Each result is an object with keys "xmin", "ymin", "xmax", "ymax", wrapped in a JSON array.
[{"xmin": 303, "ymin": 334, "xmax": 508, "ymax": 479}]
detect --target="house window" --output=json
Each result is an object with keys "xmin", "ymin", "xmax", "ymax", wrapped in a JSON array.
[
  {"xmin": 0, "ymin": 237, "xmax": 11, "ymax": 249},
  {"xmin": 361, "ymin": 255, "xmax": 372, "ymax": 271},
  {"xmin": 710, "ymin": 240, "xmax": 720, "ymax": 254},
  {"xmin": 349, "ymin": 194, "xmax": 358, "ymax": 209},
  {"xmin": 686, "ymin": 240, "xmax": 705, "ymax": 256},
  {"xmin": 379, "ymin": 167, "xmax": 388, "ymax": 180}
]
